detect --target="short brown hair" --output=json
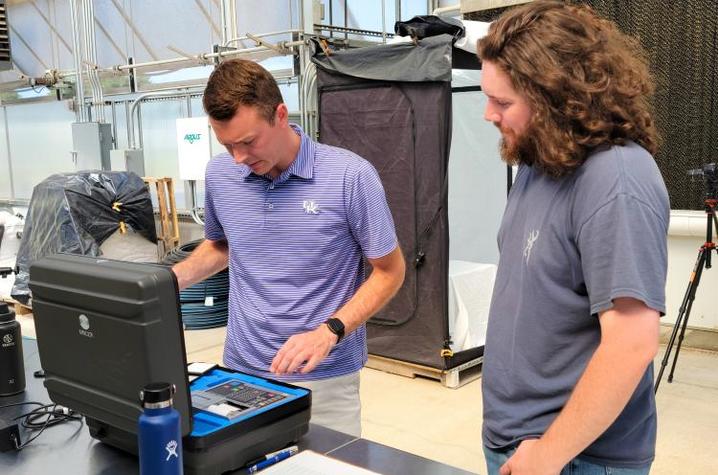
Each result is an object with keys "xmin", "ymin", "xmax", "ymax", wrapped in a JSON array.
[
  {"xmin": 203, "ymin": 59, "xmax": 284, "ymax": 123},
  {"xmin": 478, "ymin": 1, "xmax": 660, "ymax": 177}
]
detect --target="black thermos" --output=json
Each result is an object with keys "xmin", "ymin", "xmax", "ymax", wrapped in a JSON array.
[{"xmin": 0, "ymin": 302, "xmax": 25, "ymax": 396}]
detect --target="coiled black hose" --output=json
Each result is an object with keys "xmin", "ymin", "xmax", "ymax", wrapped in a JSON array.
[{"xmin": 163, "ymin": 239, "xmax": 229, "ymax": 330}]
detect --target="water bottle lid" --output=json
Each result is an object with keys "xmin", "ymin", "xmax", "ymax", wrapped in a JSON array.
[
  {"xmin": 0, "ymin": 302, "xmax": 15, "ymax": 323},
  {"xmin": 139, "ymin": 382, "xmax": 175, "ymax": 405}
]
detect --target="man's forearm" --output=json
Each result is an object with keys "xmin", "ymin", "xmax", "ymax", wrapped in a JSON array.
[
  {"xmin": 269, "ymin": 246, "xmax": 405, "ymax": 375},
  {"xmin": 172, "ymin": 239, "xmax": 229, "ymax": 290},
  {"xmin": 333, "ymin": 247, "xmax": 405, "ymax": 335},
  {"xmin": 536, "ymin": 344, "xmax": 650, "ymax": 469},
  {"xmin": 536, "ymin": 302, "xmax": 659, "ymax": 471}
]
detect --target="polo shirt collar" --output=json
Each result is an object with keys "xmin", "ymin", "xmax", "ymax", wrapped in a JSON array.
[{"xmin": 285, "ymin": 123, "xmax": 315, "ymax": 180}]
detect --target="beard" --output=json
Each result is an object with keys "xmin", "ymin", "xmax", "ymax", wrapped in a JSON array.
[
  {"xmin": 497, "ymin": 121, "xmax": 587, "ymax": 178},
  {"xmin": 498, "ymin": 124, "xmax": 538, "ymax": 168}
]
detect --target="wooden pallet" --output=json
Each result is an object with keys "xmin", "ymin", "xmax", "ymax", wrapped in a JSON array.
[
  {"xmin": 143, "ymin": 177, "xmax": 180, "ymax": 257},
  {"xmin": 366, "ymin": 354, "xmax": 483, "ymax": 389}
]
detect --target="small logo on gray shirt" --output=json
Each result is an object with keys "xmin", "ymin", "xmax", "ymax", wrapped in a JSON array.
[{"xmin": 523, "ymin": 229, "xmax": 540, "ymax": 264}]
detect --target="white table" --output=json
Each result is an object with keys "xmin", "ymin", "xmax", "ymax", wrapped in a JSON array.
[{"xmin": 448, "ymin": 260, "xmax": 497, "ymax": 352}]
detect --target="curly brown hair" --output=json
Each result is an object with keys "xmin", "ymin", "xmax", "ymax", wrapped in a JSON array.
[{"xmin": 477, "ymin": 1, "xmax": 660, "ymax": 177}]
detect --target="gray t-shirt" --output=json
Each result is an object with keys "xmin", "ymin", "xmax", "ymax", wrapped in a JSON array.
[{"xmin": 482, "ymin": 142, "xmax": 669, "ymax": 468}]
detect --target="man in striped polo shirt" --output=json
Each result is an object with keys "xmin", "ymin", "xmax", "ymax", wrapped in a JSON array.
[{"xmin": 172, "ymin": 59, "xmax": 405, "ymax": 437}]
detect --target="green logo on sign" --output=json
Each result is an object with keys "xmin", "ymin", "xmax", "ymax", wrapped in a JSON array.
[{"xmin": 184, "ymin": 133, "xmax": 202, "ymax": 144}]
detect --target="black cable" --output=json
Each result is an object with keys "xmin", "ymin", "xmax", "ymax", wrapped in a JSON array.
[
  {"xmin": 1, "ymin": 401, "xmax": 83, "ymax": 450},
  {"xmin": 16, "ymin": 404, "xmax": 83, "ymax": 449},
  {"xmin": 17, "ymin": 404, "xmax": 81, "ymax": 429}
]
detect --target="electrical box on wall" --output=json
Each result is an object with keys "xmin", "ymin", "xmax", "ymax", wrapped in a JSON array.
[
  {"xmin": 71, "ymin": 122, "xmax": 113, "ymax": 171},
  {"xmin": 110, "ymin": 148, "xmax": 145, "ymax": 177},
  {"xmin": 176, "ymin": 116, "xmax": 211, "ymax": 181}
]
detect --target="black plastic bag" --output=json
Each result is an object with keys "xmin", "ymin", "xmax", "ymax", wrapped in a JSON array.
[
  {"xmin": 12, "ymin": 171, "xmax": 156, "ymax": 303},
  {"xmin": 394, "ymin": 15, "xmax": 465, "ymax": 42}
]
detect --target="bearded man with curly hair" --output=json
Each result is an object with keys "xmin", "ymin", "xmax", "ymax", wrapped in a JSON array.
[{"xmin": 477, "ymin": 2, "xmax": 669, "ymax": 474}]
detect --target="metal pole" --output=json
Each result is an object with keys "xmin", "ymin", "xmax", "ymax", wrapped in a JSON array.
[
  {"xmin": 299, "ymin": 0, "xmax": 304, "ymax": 33},
  {"xmin": 381, "ymin": 0, "xmax": 387, "ymax": 43},
  {"xmin": 224, "ymin": 29, "xmax": 302, "ymax": 48},
  {"xmin": 89, "ymin": 0, "xmax": 105, "ymax": 122},
  {"xmin": 111, "ymin": 100, "xmax": 118, "ymax": 147},
  {"xmin": 80, "ymin": 0, "xmax": 95, "ymax": 119},
  {"xmin": 124, "ymin": 100, "xmax": 131, "ymax": 148},
  {"xmin": 298, "ymin": 43, "xmax": 306, "ymax": 130},
  {"xmin": 220, "ymin": 0, "xmax": 238, "ymax": 46},
  {"xmin": 3, "ymin": 107, "xmax": 16, "ymax": 199},
  {"xmin": 137, "ymin": 104, "xmax": 143, "ymax": 149},
  {"xmin": 113, "ymin": 44, "xmax": 292, "ymax": 72},
  {"xmin": 83, "ymin": 0, "xmax": 105, "ymax": 122},
  {"xmin": 289, "ymin": 0, "xmax": 293, "ymax": 30},
  {"xmin": 52, "ymin": 36, "xmax": 303, "ymax": 81},
  {"xmin": 306, "ymin": 61, "xmax": 318, "ymax": 139},
  {"xmin": 68, "ymin": 0, "xmax": 86, "ymax": 121},
  {"xmin": 220, "ymin": 0, "xmax": 229, "ymax": 44}
]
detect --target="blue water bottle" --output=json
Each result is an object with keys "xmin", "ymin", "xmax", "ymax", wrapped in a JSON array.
[{"xmin": 138, "ymin": 382, "xmax": 184, "ymax": 475}]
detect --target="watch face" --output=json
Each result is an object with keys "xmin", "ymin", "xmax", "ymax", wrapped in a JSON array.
[{"xmin": 326, "ymin": 318, "xmax": 344, "ymax": 339}]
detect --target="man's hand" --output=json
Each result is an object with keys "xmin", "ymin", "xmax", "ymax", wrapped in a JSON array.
[
  {"xmin": 270, "ymin": 324, "xmax": 338, "ymax": 375},
  {"xmin": 500, "ymin": 439, "xmax": 561, "ymax": 475}
]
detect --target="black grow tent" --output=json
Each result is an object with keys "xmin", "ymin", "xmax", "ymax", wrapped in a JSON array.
[{"xmin": 313, "ymin": 34, "xmax": 484, "ymax": 370}]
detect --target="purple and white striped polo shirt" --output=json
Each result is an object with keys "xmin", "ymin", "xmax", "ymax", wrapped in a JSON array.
[{"xmin": 204, "ymin": 124, "xmax": 398, "ymax": 381}]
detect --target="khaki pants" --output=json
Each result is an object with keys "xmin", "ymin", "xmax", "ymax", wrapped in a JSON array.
[{"xmin": 294, "ymin": 371, "xmax": 361, "ymax": 437}]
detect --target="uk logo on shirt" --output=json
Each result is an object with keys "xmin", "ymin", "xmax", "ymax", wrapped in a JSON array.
[{"xmin": 303, "ymin": 200, "xmax": 320, "ymax": 214}]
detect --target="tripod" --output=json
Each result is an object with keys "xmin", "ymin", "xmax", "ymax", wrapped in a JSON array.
[{"xmin": 654, "ymin": 198, "xmax": 718, "ymax": 393}]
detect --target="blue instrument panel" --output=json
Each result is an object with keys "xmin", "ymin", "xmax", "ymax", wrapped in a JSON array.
[{"xmin": 189, "ymin": 369, "xmax": 309, "ymax": 437}]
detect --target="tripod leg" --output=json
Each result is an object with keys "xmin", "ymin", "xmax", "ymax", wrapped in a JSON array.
[
  {"xmin": 654, "ymin": 301, "xmax": 686, "ymax": 392},
  {"xmin": 670, "ymin": 247, "xmax": 709, "ymax": 382},
  {"xmin": 654, "ymin": 247, "xmax": 706, "ymax": 393},
  {"xmin": 668, "ymin": 291, "xmax": 697, "ymax": 383}
]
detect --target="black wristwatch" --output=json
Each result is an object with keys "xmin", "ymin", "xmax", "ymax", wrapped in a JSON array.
[{"xmin": 324, "ymin": 318, "xmax": 345, "ymax": 343}]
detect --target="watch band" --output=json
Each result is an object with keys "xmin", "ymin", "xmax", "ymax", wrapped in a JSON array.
[{"xmin": 324, "ymin": 318, "xmax": 345, "ymax": 343}]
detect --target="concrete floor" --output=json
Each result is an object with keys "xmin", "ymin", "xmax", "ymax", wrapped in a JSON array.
[{"xmin": 17, "ymin": 315, "xmax": 718, "ymax": 474}]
